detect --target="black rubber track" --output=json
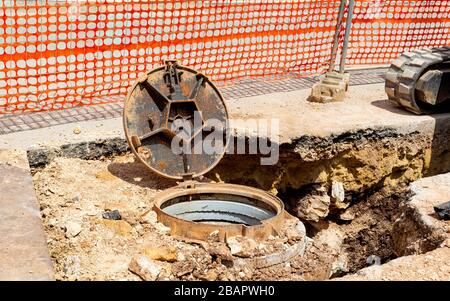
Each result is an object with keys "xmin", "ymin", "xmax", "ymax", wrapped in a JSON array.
[{"xmin": 385, "ymin": 46, "xmax": 450, "ymax": 114}]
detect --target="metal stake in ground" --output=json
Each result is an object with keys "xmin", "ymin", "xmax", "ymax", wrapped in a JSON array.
[
  {"xmin": 339, "ymin": 0, "xmax": 355, "ymax": 74},
  {"xmin": 328, "ymin": 0, "xmax": 347, "ymax": 73},
  {"xmin": 308, "ymin": 0, "xmax": 354, "ymax": 103}
]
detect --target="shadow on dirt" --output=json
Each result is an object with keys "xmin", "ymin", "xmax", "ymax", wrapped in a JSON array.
[{"xmin": 108, "ymin": 160, "xmax": 177, "ymax": 189}]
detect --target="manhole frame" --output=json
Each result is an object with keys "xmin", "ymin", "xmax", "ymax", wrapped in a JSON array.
[{"xmin": 153, "ymin": 182, "xmax": 294, "ymax": 242}]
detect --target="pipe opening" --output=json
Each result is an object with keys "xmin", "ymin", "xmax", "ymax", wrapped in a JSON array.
[{"xmin": 160, "ymin": 193, "xmax": 278, "ymax": 226}]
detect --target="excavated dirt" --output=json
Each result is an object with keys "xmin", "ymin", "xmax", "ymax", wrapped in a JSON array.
[
  {"xmin": 212, "ymin": 129, "xmax": 436, "ymax": 195},
  {"xmin": 32, "ymin": 152, "xmax": 438, "ymax": 281},
  {"xmin": 33, "ymin": 154, "xmax": 308, "ymax": 281}
]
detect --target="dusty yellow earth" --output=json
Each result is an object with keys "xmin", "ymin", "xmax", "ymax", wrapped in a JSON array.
[
  {"xmin": 33, "ymin": 154, "xmax": 175, "ymax": 280},
  {"xmin": 33, "ymin": 154, "xmax": 309, "ymax": 280}
]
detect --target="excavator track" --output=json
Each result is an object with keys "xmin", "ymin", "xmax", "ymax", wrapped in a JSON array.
[{"xmin": 385, "ymin": 46, "xmax": 450, "ymax": 114}]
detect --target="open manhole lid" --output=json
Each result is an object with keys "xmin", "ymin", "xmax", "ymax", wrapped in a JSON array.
[
  {"xmin": 123, "ymin": 61, "xmax": 229, "ymax": 180},
  {"xmin": 123, "ymin": 62, "xmax": 305, "ymax": 248}
]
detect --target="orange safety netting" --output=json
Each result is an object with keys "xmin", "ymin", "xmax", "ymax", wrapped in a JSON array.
[
  {"xmin": 0, "ymin": 0, "xmax": 449, "ymax": 114},
  {"xmin": 347, "ymin": 0, "xmax": 450, "ymax": 65}
]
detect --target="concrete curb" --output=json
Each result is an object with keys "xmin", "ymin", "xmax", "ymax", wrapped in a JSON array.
[{"xmin": 0, "ymin": 149, "xmax": 54, "ymax": 280}]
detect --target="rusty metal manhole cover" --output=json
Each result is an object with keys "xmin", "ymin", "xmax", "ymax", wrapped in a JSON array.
[{"xmin": 123, "ymin": 60, "xmax": 229, "ymax": 180}]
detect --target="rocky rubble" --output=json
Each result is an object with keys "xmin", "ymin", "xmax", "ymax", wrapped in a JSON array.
[
  {"xmin": 292, "ymin": 185, "xmax": 330, "ymax": 222},
  {"xmin": 33, "ymin": 154, "xmax": 311, "ymax": 281},
  {"xmin": 65, "ymin": 221, "xmax": 82, "ymax": 238},
  {"xmin": 392, "ymin": 173, "xmax": 450, "ymax": 256},
  {"xmin": 129, "ymin": 255, "xmax": 168, "ymax": 281},
  {"xmin": 33, "ymin": 153, "xmax": 450, "ymax": 281},
  {"xmin": 289, "ymin": 181, "xmax": 354, "ymax": 222}
]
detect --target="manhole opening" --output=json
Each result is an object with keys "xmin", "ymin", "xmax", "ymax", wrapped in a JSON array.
[{"xmin": 160, "ymin": 192, "xmax": 278, "ymax": 226}]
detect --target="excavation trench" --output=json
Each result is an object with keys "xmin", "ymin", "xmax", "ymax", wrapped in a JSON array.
[
  {"xmin": 30, "ymin": 150, "xmax": 439, "ymax": 281},
  {"xmin": 27, "ymin": 112, "xmax": 450, "ymax": 280}
]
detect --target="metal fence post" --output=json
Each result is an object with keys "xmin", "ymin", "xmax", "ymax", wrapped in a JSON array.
[
  {"xmin": 329, "ymin": 0, "xmax": 348, "ymax": 73},
  {"xmin": 339, "ymin": 0, "xmax": 356, "ymax": 73}
]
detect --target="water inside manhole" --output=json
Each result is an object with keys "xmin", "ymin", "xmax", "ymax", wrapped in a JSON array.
[{"xmin": 160, "ymin": 193, "xmax": 278, "ymax": 226}]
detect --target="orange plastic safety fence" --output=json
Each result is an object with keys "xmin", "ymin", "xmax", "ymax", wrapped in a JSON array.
[
  {"xmin": 0, "ymin": 1, "xmax": 449, "ymax": 115},
  {"xmin": 0, "ymin": 0, "xmax": 342, "ymax": 114},
  {"xmin": 348, "ymin": 0, "xmax": 450, "ymax": 65}
]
